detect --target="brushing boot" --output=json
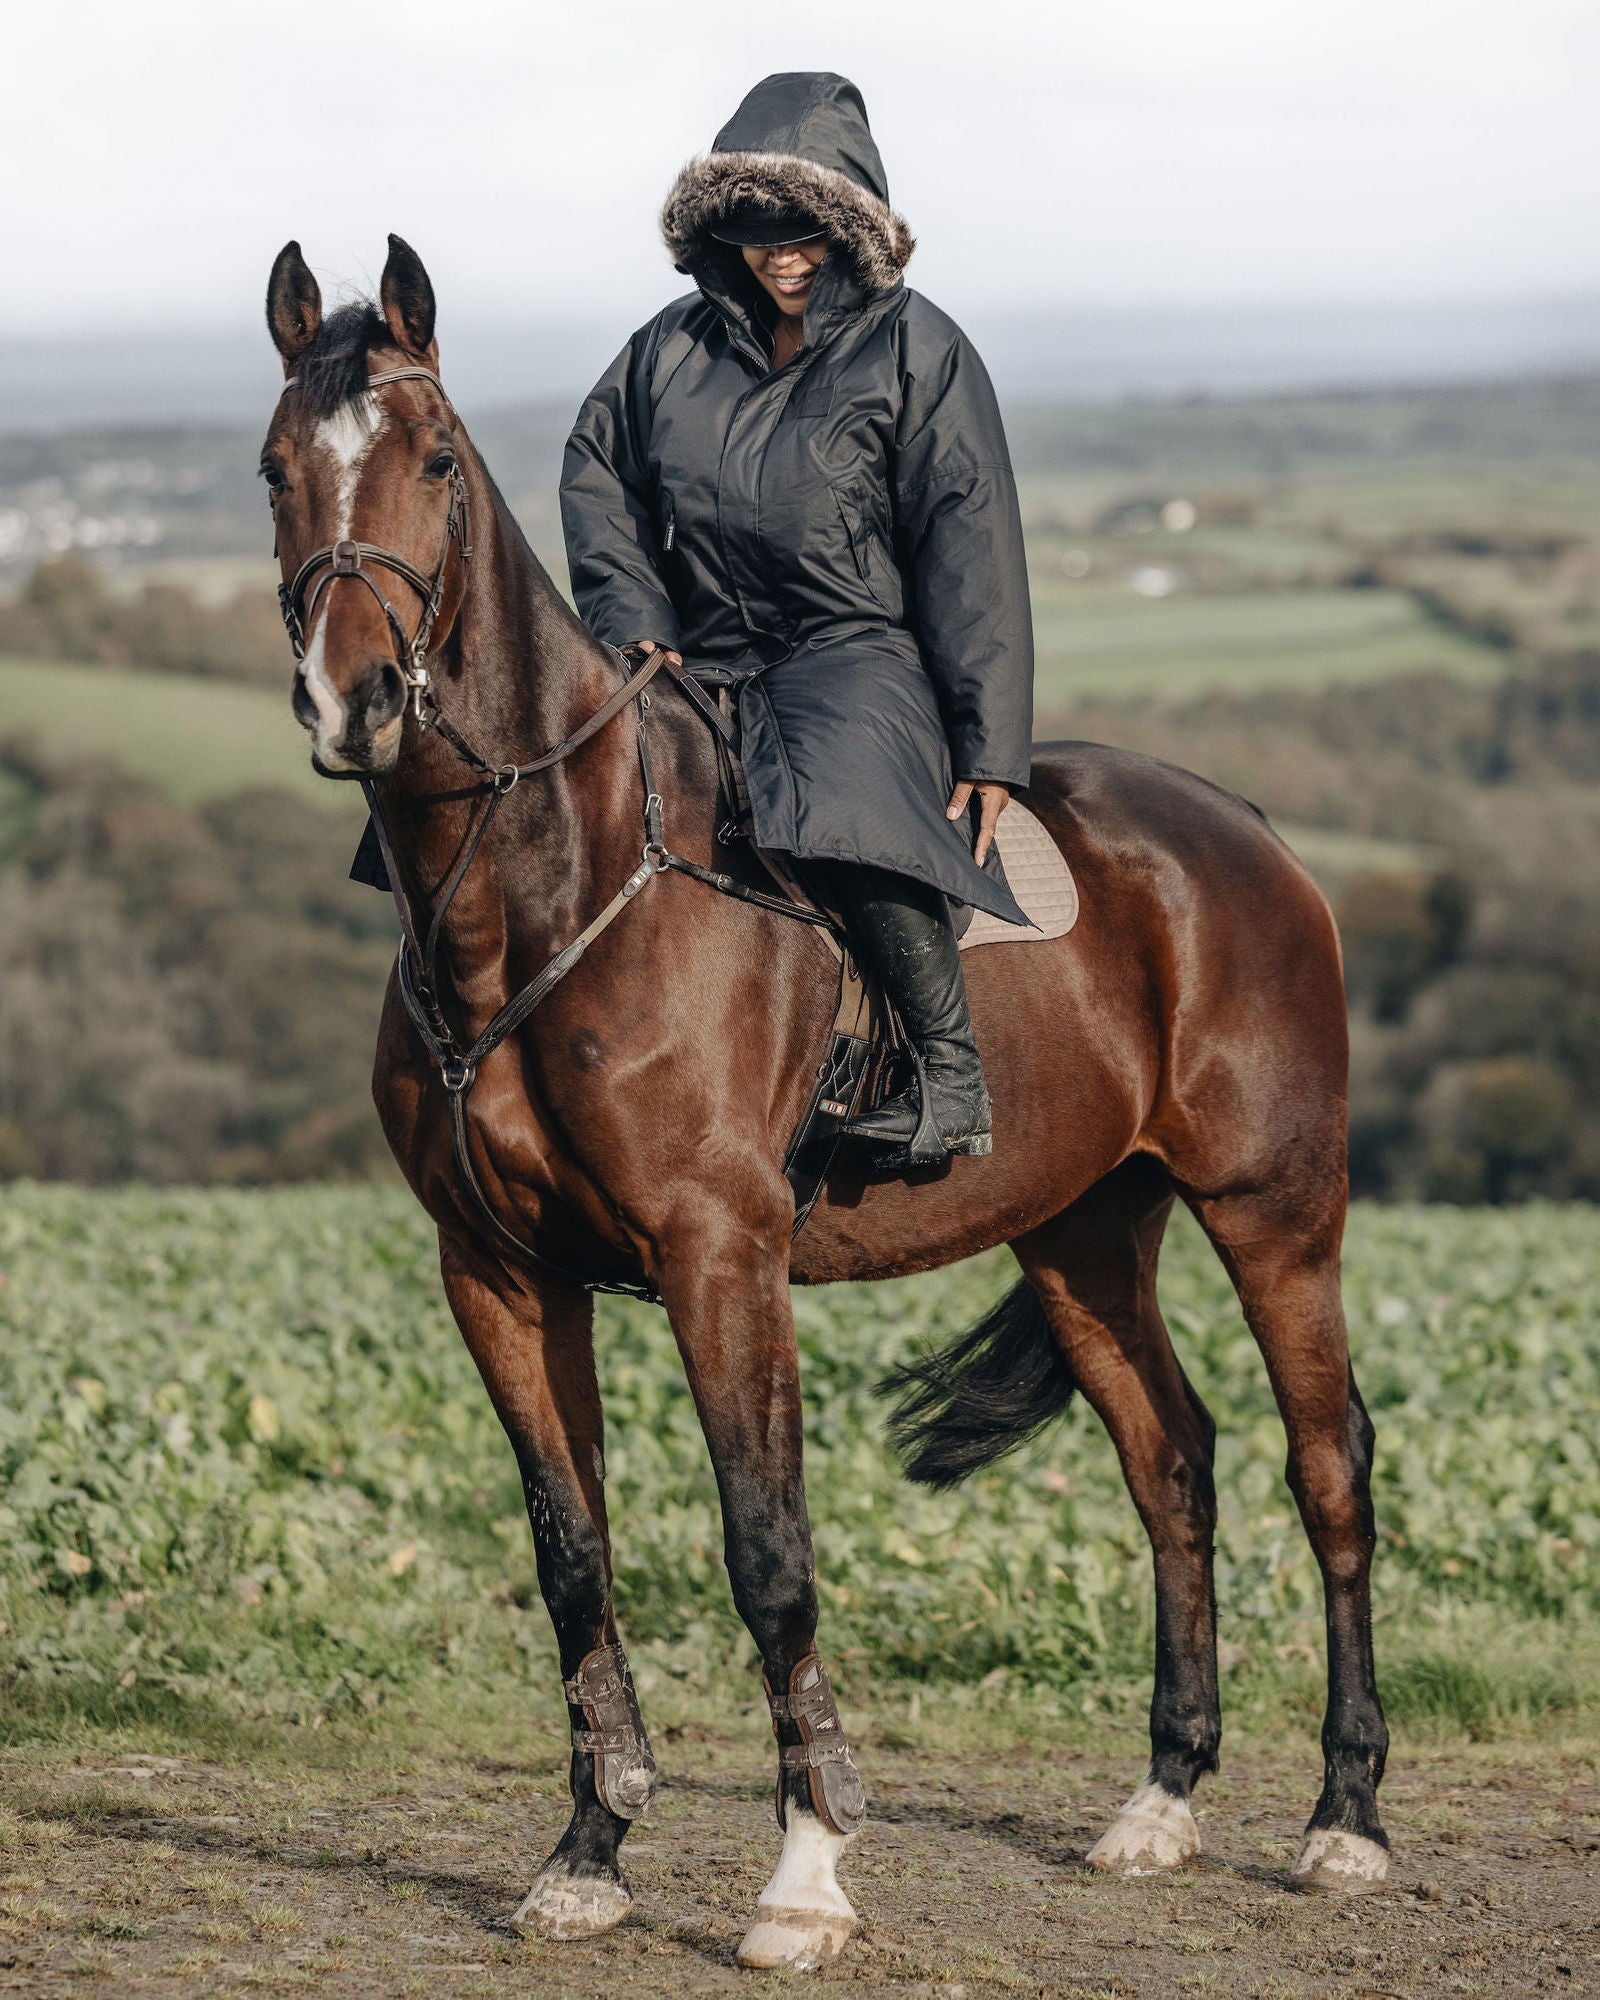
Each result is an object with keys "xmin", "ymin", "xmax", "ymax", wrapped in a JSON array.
[{"xmin": 815, "ymin": 862, "xmax": 992, "ymax": 1172}]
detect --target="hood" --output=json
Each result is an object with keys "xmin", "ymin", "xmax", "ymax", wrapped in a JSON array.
[{"xmin": 661, "ymin": 72, "xmax": 915, "ymax": 297}]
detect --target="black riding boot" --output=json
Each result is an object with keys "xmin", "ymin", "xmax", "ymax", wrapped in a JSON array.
[{"xmin": 813, "ymin": 863, "xmax": 992, "ymax": 1171}]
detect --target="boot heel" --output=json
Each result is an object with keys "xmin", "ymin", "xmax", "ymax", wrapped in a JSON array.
[{"xmin": 949, "ymin": 1133, "xmax": 993, "ymax": 1157}]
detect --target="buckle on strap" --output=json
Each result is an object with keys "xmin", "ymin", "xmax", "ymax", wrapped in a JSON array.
[
  {"xmin": 781, "ymin": 1738, "xmax": 854, "ymax": 1770},
  {"xmin": 330, "ymin": 539, "xmax": 362, "ymax": 575},
  {"xmin": 439, "ymin": 1054, "xmax": 476, "ymax": 1094},
  {"xmin": 573, "ymin": 1726, "xmax": 638, "ymax": 1754},
  {"xmin": 564, "ymin": 1667, "xmax": 622, "ymax": 1706}
]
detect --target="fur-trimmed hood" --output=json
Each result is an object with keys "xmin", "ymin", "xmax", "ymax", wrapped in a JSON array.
[{"xmin": 661, "ymin": 72, "xmax": 914, "ymax": 297}]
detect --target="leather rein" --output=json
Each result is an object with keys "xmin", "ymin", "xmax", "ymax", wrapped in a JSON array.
[{"xmin": 274, "ymin": 363, "xmax": 839, "ymax": 1298}]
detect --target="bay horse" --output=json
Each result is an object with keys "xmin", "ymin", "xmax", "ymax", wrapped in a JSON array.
[{"xmin": 260, "ymin": 236, "xmax": 1388, "ymax": 1970}]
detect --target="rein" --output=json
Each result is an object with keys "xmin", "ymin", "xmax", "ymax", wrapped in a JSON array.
[{"xmin": 276, "ymin": 361, "xmax": 839, "ymax": 1296}]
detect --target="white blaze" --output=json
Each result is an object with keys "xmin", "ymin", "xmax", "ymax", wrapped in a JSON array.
[
  {"xmin": 315, "ymin": 393, "xmax": 383, "ymax": 539},
  {"xmin": 296, "ymin": 394, "xmax": 386, "ymax": 753}
]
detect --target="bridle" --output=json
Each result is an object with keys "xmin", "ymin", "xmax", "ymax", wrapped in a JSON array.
[
  {"xmin": 274, "ymin": 366, "xmax": 470, "ymax": 724},
  {"xmin": 270, "ymin": 359, "xmax": 839, "ymax": 1299}
]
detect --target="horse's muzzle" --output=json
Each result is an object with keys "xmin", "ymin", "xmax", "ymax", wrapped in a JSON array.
[{"xmin": 296, "ymin": 657, "xmax": 407, "ymax": 777}]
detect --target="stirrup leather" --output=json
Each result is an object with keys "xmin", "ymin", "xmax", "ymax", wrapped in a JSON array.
[
  {"xmin": 765, "ymin": 1654, "xmax": 867, "ymax": 1835},
  {"xmin": 564, "ymin": 1643, "xmax": 656, "ymax": 1819}
]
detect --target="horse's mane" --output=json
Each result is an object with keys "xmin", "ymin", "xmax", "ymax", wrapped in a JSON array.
[{"xmin": 294, "ymin": 302, "xmax": 389, "ymax": 418}]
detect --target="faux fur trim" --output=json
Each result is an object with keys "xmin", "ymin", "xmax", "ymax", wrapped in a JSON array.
[{"xmin": 661, "ymin": 151, "xmax": 915, "ymax": 294}]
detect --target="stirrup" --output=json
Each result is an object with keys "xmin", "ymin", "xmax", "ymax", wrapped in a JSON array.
[
  {"xmin": 846, "ymin": 1046, "xmax": 943, "ymax": 1162},
  {"xmin": 852, "ymin": 1047, "xmax": 990, "ymax": 1172}
]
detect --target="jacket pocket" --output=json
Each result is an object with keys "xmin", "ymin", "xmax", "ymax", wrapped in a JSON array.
[
  {"xmin": 835, "ymin": 493, "xmax": 896, "ymax": 612},
  {"xmin": 790, "ymin": 376, "xmax": 834, "ymax": 420}
]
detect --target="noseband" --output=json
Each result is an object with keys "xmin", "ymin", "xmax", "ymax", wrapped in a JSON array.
[{"xmin": 274, "ymin": 366, "xmax": 471, "ymax": 721}]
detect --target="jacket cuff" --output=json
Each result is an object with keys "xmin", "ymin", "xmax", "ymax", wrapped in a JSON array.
[
  {"xmin": 955, "ymin": 765, "xmax": 1030, "ymax": 790},
  {"xmin": 589, "ymin": 602, "xmax": 682, "ymax": 652}
]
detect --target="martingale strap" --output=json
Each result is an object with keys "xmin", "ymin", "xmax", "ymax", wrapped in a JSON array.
[{"xmin": 367, "ymin": 648, "xmax": 865, "ymax": 1301}]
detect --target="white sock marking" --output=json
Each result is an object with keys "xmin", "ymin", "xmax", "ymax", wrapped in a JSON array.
[
  {"xmin": 737, "ymin": 1810, "xmax": 857, "ymax": 1970},
  {"xmin": 756, "ymin": 1810, "xmax": 855, "ymax": 1918}
]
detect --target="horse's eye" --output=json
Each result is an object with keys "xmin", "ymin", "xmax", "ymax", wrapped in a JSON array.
[
  {"xmin": 259, "ymin": 462, "xmax": 287, "ymax": 493},
  {"xmin": 424, "ymin": 452, "xmax": 457, "ymax": 480}
]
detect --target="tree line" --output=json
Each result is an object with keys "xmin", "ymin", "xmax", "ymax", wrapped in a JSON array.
[{"xmin": 1, "ymin": 560, "xmax": 1597, "ymax": 1196}]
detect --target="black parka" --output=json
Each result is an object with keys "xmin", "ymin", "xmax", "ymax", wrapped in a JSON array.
[{"xmin": 561, "ymin": 72, "xmax": 1034, "ymax": 923}]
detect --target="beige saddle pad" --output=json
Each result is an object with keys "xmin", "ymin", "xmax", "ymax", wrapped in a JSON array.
[{"xmin": 960, "ymin": 800, "xmax": 1079, "ymax": 950}]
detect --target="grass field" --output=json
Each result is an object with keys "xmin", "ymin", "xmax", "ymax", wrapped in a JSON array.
[
  {"xmin": 0, "ymin": 1187, "xmax": 1595, "ymax": 1994},
  {"xmin": 1, "ymin": 1185, "xmax": 1593, "ymax": 1738},
  {"xmin": 0, "ymin": 655, "xmax": 336, "ymax": 808},
  {"xmin": 1030, "ymin": 582, "xmax": 1503, "ymax": 702}
]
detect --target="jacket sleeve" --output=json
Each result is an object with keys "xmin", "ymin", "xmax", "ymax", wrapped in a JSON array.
[
  {"xmin": 560, "ymin": 326, "xmax": 681, "ymax": 649},
  {"xmin": 891, "ymin": 315, "xmax": 1034, "ymax": 789}
]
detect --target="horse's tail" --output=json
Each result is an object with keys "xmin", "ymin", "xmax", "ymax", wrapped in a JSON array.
[{"xmin": 878, "ymin": 1278, "xmax": 1074, "ymax": 1488}]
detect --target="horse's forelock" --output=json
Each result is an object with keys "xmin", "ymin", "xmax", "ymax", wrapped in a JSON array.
[{"xmin": 292, "ymin": 302, "xmax": 389, "ymax": 420}]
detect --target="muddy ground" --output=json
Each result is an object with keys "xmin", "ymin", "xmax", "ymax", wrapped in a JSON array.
[{"xmin": 0, "ymin": 1709, "xmax": 1595, "ymax": 1999}]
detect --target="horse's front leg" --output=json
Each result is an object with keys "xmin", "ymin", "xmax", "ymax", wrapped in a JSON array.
[
  {"xmin": 438, "ymin": 1240, "xmax": 654, "ymax": 1939},
  {"xmin": 657, "ymin": 1210, "xmax": 866, "ymax": 1973}
]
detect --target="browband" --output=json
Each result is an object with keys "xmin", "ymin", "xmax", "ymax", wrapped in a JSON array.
[{"xmin": 281, "ymin": 365, "xmax": 450, "ymax": 401}]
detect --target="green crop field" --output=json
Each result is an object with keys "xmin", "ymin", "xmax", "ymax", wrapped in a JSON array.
[
  {"xmin": 0, "ymin": 655, "xmax": 340, "ymax": 809},
  {"xmin": 0, "ymin": 1185, "xmax": 1594, "ymax": 1751},
  {"xmin": 1030, "ymin": 583, "xmax": 1504, "ymax": 703}
]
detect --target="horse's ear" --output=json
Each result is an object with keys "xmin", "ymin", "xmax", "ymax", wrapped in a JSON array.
[
  {"xmin": 266, "ymin": 241, "xmax": 322, "ymax": 366},
  {"xmin": 380, "ymin": 234, "xmax": 437, "ymax": 359}
]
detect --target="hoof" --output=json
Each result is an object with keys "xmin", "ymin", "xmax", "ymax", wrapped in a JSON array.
[
  {"xmin": 512, "ymin": 1865, "xmax": 632, "ymax": 1940},
  {"xmin": 737, "ymin": 1905, "xmax": 855, "ymax": 1972},
  {"xmin": 1086, "ymin": 1781, "xmax": 1201, "ymax": 1876},
  {"xmin": 1292, "ymin": 1827, "xmax": 1389, "ymax": 1894}
]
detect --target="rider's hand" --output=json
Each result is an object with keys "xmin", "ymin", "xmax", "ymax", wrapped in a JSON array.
[
  {"xmin": 946, "ymin": 780, "xmax": 1010, "ymax": 866},
  {"xmin": 630, "ymin": 638, "xmax": 684, "ymax": 669}
]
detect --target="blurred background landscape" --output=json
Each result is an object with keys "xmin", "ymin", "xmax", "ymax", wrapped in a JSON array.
[
  {"xmin": 5, "ymin": 0, "xmax": 1596, "ymax": 1206},
  {"xmin": 4, "ymin": 345, "xmax": 1598, "ymax": 1198}
]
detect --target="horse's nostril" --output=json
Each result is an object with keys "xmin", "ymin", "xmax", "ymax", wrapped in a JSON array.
[
  {"xmin": 291, "ymin": 670, "xmax": 320, "ymax": 732},
  {"xmin": 358, "ymin": 659, "xmax": 407, "ymax": 730}
]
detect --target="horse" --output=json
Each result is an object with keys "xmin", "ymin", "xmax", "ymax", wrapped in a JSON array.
[{"xmin": 259, "ymin": 234, "xmax": 1389, "ymax": 1970}]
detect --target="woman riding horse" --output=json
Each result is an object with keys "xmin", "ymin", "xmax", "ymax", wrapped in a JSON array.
[
  {"xmin": 562, "ymin": 70, "xmax": 1034, "ymax": 1170},
  {"xmin": 267, "ymin": 90, "xmax": 1388, "ymax": 1967}
]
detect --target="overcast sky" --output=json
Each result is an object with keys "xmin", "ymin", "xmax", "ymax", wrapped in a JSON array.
[{"xmin": 3, "ymin": 0, "xmax": 1596, "ymax": 347}]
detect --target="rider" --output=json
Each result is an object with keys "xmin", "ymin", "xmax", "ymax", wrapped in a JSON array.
[{"xmin": 562, "ymin": 72, "xmax": 1035, "ymax": 1171}]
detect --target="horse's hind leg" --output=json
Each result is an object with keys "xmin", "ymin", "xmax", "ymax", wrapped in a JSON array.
[
  {"xmin": 1013, "ymin": 1157, "xmax": 1221, "ymax": 1875},
  {"xmin": 438, "ymin": 1243, "xmax": 652, "ymax": 1939},
  {"xmin": 1187, "ymin": 1182, "xmax": 1390, "ymax": 1892}
]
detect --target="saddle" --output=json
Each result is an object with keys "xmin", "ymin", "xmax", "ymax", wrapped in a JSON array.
[{"xmin": 702, "ymin": 685, "xmax": 1080, "ymax": 1230}]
